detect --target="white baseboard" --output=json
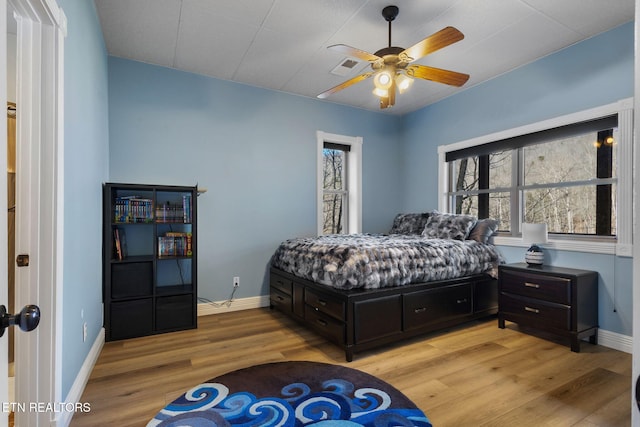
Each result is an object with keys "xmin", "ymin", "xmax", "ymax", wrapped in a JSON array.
[
  {"xmin": 56, "ymin": 327, "xmax": 105, "ymax": 427},
  {"xmin": 197, "ymin": 295, "xmax": 270, "ymax": 316},
  {"xmin": 597, "ymin": 328, "xmax": 632, "ymax": 353}
]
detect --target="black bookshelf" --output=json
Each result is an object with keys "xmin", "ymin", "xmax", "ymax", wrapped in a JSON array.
[{"xmin": 103, "ymin": 183, "xmax": 197, "ymax": 341}]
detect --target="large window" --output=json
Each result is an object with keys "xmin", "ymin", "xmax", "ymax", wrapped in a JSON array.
[
  {"xmin": 439, "ymin": 100, "xmax": 633, "ymax": 254},
  {"xmin": 317, "ymin": 132, "xmax": 362, "ymax": 235}
]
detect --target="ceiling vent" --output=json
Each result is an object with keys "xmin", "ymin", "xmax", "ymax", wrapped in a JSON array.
[{"xmin": 330, "ymin": 58, "xmax": 361, "ymax": 76}]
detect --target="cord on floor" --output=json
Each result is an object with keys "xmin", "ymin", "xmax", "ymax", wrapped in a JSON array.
[{"xmin": 198, "ymin": 286, "xmax": 238, "ymax": 308}]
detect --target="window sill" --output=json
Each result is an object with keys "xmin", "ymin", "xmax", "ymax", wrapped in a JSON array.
[{"xmin": 494, "ymin": 236, "xmax": 630, "ymax": 256}]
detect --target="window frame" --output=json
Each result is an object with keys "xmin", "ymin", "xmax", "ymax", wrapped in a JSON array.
[
  {"xmin": 317, "ymin": 131, "xmax": 362, "ymax": 235},
  {"xmin": 438, "ymin": 98, "xmax": 633, "ymax": 256}
]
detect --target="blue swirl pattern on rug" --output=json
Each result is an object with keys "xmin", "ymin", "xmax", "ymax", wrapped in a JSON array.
[{"xmin": 147, "ymin": 377, "xmax": 431, "ymax": 426}]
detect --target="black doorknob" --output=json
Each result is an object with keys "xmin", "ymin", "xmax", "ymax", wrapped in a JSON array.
[
  {"xmin": 636, "ymin": 375, "xmax": 640, "ymax": 411},
  {"xmin": 0, "ymin": 304, "xmax": 40, "ymax": 337}
]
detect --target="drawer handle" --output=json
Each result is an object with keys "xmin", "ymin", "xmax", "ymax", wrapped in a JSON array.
[
  {"xmin": 277, "ymin": 296, "xmax": 284, "ymax": 302},
  {"xmin": 525, "ymin": 306, "xmax": 540, "ymax": 314},
  {"xmin": 414, "ymin": 307, "xmax": 427, "ymax": 313},
  {"xmin": 524, "ymin": 282, "xmax": 540, "ymax": 289},
  {"xmin": 456, "ymin": 299, "xmax": 468, "ymax": 304},
  {"xmin": 317, "ymin": 319, "xmax": 328, "ymax": 327},
  {"xmin": 317, "ymin": 299, "xmax": 327, "ymax": 306}
]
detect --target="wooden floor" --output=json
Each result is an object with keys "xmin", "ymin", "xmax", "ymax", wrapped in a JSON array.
[{"xmin": 72, "ymin": 308, "xmax": 631, "ymax": 427}]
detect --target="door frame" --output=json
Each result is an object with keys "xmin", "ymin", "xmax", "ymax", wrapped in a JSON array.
[
  {"xmin": 632, "ymin": 2, "xmax": 640, "ymax": 426},
  {"xmin": 0, "ymin": 3, "xmax": 8, "ymax": 423},
  {"xmin": 2, "ymin": 0, "xmax": 65, "ymax": 425}
]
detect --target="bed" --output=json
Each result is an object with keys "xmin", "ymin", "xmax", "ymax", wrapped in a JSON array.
[{"xmin": 269, "ymin": 211, "xmax": 503, "ymax": 361}]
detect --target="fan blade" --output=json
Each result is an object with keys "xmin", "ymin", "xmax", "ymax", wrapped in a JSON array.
[
  {"xmin": 317, "ymin": 72, "xmax": 373, "ymax": 99},
  {"xmin": 407, "ymin": 64, "xmax": 469, "ymax": 87},
  {"xmin": 400, "ymin": 26, "xmax": 465, "ymax": 63},
  {"xmin": 327, "ymin": 44, "xmax": 381, "ymax": 62}
]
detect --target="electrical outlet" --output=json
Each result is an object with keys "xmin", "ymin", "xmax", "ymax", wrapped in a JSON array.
[
  {"xmin": 83, "ymin": 322, "xmax": 87, "ymax": 342},
  {"xmin": 233, "ymin": 276, "xmax": 240, "ymax": 288}
]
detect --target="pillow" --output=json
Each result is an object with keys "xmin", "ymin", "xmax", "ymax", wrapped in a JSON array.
[
  {"xmin": 388, "ymin": 213, "xmax": 431, "ymax": 235},
  {"xmin": 421, "ymin": 211, "xmax": 477, "ymax": 240},
  {"xmin": 467, "ymin": 219, "xmax": 499, "ymax": 244}
]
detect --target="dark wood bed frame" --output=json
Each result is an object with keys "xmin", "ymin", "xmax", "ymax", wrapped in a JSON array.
[{"xmin": 269, "ymin": 266, "xmax": 498, "ymax": 361}]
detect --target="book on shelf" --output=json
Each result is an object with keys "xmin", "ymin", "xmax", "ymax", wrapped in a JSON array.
[
  {"xmin": 114, "ymin": 196, "xmax": 154, "ymax": 223},
  {"xmin": 186, "ymin": 232, "xmax": 192, "ymax": 256},
  {"xmin": 113, "ymin": 227, "xmax": 128, "ymax": 261},
  {"xmin": 157, "ymin": 232, "xmax": 192, "ymax": 257},
  {"xmin": 183, "ymin": 194, "xmax": 192, "ymax": 223},
  {"xmin": 156, "ymin": 194, "xmax": 193, "ymax": 223}
]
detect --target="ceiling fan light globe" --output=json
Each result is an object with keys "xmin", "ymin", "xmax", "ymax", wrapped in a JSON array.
[
  {"xmin": 374, "ymin": 71, "xmax": 393, "ymax": 90},
  {"xmin": 396, "ymin": 74, "xmax": 413, "ymax": 93},
  {"xmin": 372, "ymin": 87, "xmax": 389, "ymax": 97}
]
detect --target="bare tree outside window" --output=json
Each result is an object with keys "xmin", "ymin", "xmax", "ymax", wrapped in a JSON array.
[
  {"xmin": 454, "ymin": 151, "xmax": 512, "ymax": 231},
  {"xmin": 522, "ymin": 132, "xmax": 616, "ymax": 235},
  {"xmin": 322, "ymin": 148, "xmax": 347, "ymax": 234},
  {"xmin": 450, "ymin": 129, "xmax": 616, "ymax": 237},
  {"xmin": 454, "ymin": 157, "xmax": 477, "ymax": 215}
]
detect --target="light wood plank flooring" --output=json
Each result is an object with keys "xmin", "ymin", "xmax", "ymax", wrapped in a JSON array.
[{"xmin": 71, "ymin": 308, "xmax": 631, "ymax": 426}]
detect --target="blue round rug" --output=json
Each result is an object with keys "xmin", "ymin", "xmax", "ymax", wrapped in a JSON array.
[{"xmin": 147, "ymin": 361, "xmax": 431, "ymax": 426}]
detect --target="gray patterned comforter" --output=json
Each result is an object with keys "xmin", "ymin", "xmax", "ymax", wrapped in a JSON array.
[{"xmin": 271, "ymin": 234, "xmax": 504, "ymax": 290}]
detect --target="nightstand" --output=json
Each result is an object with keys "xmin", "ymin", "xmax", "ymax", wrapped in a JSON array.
[{"xmin": 498, "ymin": 263, "xmax": 598, "ymax": 352}]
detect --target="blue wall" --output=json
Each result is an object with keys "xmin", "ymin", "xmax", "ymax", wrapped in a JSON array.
[
  {"xmin": 400, "ymin": 22, "xmax": 634, "ymax": 335},
  {"xmin": 108, "ymin": 58, "xmax": 403, "ymax": 301},
  {"xmin": 57, "ymin": 0, "xmax": 110, "ymax": 399}
]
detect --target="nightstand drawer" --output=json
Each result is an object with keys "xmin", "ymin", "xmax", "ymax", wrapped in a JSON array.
[
  {"xmin": 501, "ymin": 269, "xmax": 571, "ymax": 304},
  {"xmin": 305, "ymin": 289, "xmax": 345, "ymax": 321},
  {"xmin": 500, "ymin": 294, "xmax": 570, "ymax": 331}
]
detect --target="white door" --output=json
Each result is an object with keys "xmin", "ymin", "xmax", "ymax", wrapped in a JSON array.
[{"xmin": 1, "ymin": 0, "xmax": 64, "ymax": 425}]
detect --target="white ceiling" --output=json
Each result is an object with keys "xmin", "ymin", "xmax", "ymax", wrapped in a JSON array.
[{"xmin": 94, "ymin": 0, "xmax": 634, "ymax": 115}]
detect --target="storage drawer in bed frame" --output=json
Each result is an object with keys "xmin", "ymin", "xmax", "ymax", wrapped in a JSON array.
[
  {"xmin": 269, "ymin": 267, "xmax": 498, "ymax": 361},
  {"xmin": 403, "ymin": 283, "xmax": 473, "ymax": 331}
]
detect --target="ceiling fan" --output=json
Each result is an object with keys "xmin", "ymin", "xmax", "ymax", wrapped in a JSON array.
[{"xmin": 317, "ymin": 5, "xmax": 470, "ymax": 109}]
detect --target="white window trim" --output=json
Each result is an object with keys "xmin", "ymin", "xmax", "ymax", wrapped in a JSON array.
[
  {"xmin": 438, "ymin": 98, "xmax": 633, "ymax": 256},
  {"xmin": 317, "ymin": 131, "xmax": 362, "ymax": 236}
]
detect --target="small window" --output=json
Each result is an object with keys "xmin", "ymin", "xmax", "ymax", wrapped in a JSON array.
[
  {"xmin": 322, "ymin": 143, "xmax": 349, "ymax": 234},
  {"xmin": 317, "ymin": 132, "xmax": 362, "ymax": 235}
]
